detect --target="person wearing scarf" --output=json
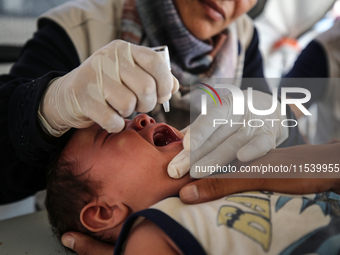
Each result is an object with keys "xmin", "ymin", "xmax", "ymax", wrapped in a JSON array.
[
  {"xmin": 37, "ymin": 0, "xmax": 302, "ymax": 169},
  {"xmin": 38, "ymin": 0, "xmax": 270, "ymax": 127},
  {"xmin": 0, "ymin": 0, "xmax": 272, "ymax": 203}
]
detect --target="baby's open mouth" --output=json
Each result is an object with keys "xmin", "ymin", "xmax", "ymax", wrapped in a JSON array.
[{"xmin": 153, "ymin": 126, "xmax": 181, "ymax": 147}]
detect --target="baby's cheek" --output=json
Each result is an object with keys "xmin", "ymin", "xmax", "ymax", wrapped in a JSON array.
[
  {"xmin": 116, "ymin": 137, "xmax": 128, "ymax": 150},
  {"xmin": 113, "ymin": 136, "xmax": 138, "ymax": 154}
]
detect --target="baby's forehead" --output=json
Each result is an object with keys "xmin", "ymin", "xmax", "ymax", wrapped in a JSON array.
[
  {"xmin": 60, "ymin": 125, "xmax": 128, "ymax": 174},
  {"xmin": 59, "ymin": 145, "xmax": 93, "ymax": 178},
  {"xmin": 66, "ymin": 124, "xmax": 104, "ymax": 149},
  {"xmin": 59, "ymin": 127, "xmax": 98, "ymax": 166},
  {"xmin": 62, "ymin": 130, "xmax": 86, "ymax": 155}
]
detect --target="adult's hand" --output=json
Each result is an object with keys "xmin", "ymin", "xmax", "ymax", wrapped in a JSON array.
[
  {"xmin": 168, "ymin": 90, "xmax": 288, "ymax": 178},
  {"xmin": 179, "ymin": 178, "xmax": 338, "ymax": 204},
  {"xmin": 61, "ymin": 232, "xmax": 114, "ymax": 255},
  {"xmin": 179, "ymin": 142, "xmax": 340, "ymax": 203},
  {"xmin": 40, "ymin": 40, "xmax": 178, "ymax": 136}
]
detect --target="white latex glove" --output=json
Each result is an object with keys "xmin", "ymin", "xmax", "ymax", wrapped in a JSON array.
[
  {"xmin": 39, "ymin": 40, "xmax": 179, "ymax": 136},
  {"xmin": 168, "ymin": 90, "xmax": 289, "ymax": 178}
]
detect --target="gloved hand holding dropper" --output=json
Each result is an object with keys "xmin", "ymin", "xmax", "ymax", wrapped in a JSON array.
[{"xmin": 39, "ymin": 40, "xmax": 178, "ymax": 136}]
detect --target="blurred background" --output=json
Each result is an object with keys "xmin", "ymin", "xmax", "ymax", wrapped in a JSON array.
[{"xmin": 0, "ymin": 0, "xmax": 71, "ymax": 74}]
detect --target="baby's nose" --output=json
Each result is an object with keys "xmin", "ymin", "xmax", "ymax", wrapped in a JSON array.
[{"xmin": 131, "ymin": 114, "xmax": 155, "ymax": 130}]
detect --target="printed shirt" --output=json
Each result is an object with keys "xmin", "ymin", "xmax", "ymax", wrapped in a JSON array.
[{"xmin": 115, "ymin": 192, "xmax": 340, "ymax": 254}]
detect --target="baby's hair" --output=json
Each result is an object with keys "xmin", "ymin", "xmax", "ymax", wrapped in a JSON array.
[{"xmin": 45, "ymin": 155, "xmax": 102, "ymax": 246}]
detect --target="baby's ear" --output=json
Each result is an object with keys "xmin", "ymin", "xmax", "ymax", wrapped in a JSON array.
[{"xmin": 80, "ymin": 197, "xmax": 129, "ymax": 232}]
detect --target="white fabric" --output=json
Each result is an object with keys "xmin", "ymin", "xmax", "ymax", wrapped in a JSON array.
[
  {"xmin": 255, "ymin": 0, "xmax": 336, "ymax": 60},
  {"xmin": 314, "ymin": 20, "xmax": 340, "ymax": 143},
  {"xmin": 40, "ymin": 0, "xmax": 125, "ymax": 63}
]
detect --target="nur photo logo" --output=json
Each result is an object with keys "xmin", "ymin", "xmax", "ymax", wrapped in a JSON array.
[
  {"xmin": 196, "ymin": 82, "xmax": 312, "ymax": 128},
  {"xmin": 197, "ymin": 82, "xmax": 223, "ymax": 115},
  {"xmin": 198, "ymin": 83, "xmax": 311, "ymax": 117}
]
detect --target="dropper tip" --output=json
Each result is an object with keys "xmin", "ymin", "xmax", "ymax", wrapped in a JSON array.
[{"xmin": 162, "ymin": 100, "xmax": 170, "ymax": 112}]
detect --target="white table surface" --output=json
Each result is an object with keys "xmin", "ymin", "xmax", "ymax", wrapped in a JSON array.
[{"xmin": 0, "ymin": 210, "xmax": 66, "ymax": 255}]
